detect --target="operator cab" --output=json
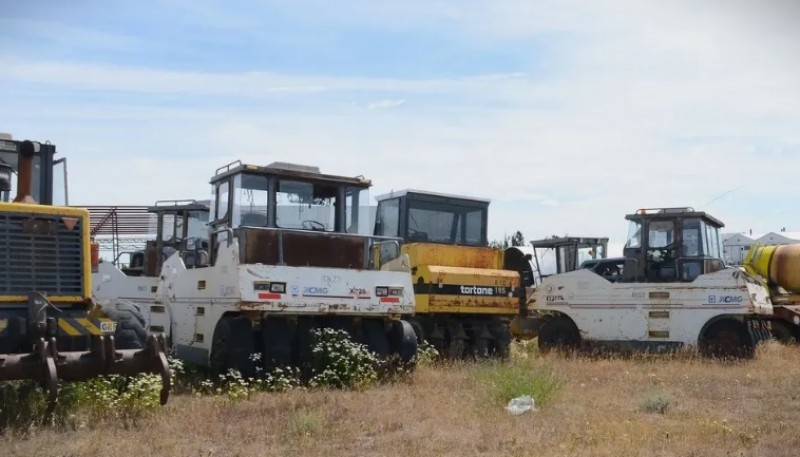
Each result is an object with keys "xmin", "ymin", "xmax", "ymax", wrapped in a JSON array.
[
  {"xmin": 529, "ymin": 236, "xmax": 609, "ymax": 284},
  {"xmin": 208, "ymin": 161, "xmax": 376, "ymax": 269},
  {"xmin": 122, "ymin": 200, "xmax": 210, "ymax": 276},
  {"xmin": 373, "ymin": 189, "xmax": 488, "ymax": 246},
  {"xmin": 622, "ymin": 207, "xmax": 726, "ymax": 283},
  {"xmin": 0, "ymin": 133, "xmax": 68, "ymax": 206}
]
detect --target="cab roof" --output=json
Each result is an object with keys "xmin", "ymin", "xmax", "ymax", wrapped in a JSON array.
[
  {"xmin": 530, "ymin": 236, "xmax": 610, "ymax": 249},
  {"xmin": 374, "ymin": 189, "xmax": 491, "ymax": 205},
  {"xmin": 624, "ymin": 207, "xmax": 725, "ymax": 228},
  {"xmin": 147, "ymin": 199, "xmax": 210, "ymax": 213},
  {"xmin": 211, "ymin": 160, "xmax": 372, "ymax": 188}
]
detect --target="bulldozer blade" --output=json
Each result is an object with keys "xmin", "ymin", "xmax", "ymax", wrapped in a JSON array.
[{"xmin": 0, "ymin": 333, "xmax": 172, "ymax": 414}]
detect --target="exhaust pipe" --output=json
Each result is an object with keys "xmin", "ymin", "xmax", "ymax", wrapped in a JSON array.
[{"xmin": 13, "ymin": 140, "xmax": 37, "ymax": 204}]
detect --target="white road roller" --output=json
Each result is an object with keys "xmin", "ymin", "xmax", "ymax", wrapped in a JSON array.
[
  {"xmin": 528, "ymin": 207, "xmax": 773, "ymax": 357},
  {"xmin": 93, "ymin": 161, "xmax": 418, "ymax": 376}
]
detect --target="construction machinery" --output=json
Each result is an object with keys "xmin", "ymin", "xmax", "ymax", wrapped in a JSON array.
[
  {"xmin": 95, "ymin": 161, "xmax": 418, "ymax": 376},
  {"xmin": 525, "ymin": 207, "xmax": 773, "ymax": 357},
  {"xmin": 743, "ymin": 243, "xmax": 800, "ymax": 342},
  {"xmin": 0, "ymin": 135, "xmax": 170, "ymax": 413},
  {"xmin": 92, "ymin": 200, "xmax": 210, "ymax": 314},
  {"xmin": 509, "ymin": 236, "xmax": 611, "ymax": 339},
  {"xmin": 373, "ymin": 189, "xmax": 529, "ymax": 359}
]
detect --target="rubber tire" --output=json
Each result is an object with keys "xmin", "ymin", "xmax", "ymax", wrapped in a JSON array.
[
  {"xmin": 406, "ymin": 317, "xmax": 425, "ymax": 343},
  {"xmin": 261, "ymin": 318, "xmax": 293, "ymax": 370},
  {"xmin": 389, "ymin": 320, "xmax": 418, "ymax": 364},
  {"xmin": 489, "ymin": 320, "xmax": 512, "ymax": 360},
  {"xmin": 700, "ymin": 320, "xmax": 754, "ymax": 359},
  {"xmin": 537, "ymin": 315, "xmax": 580, "ymax": 353},
  {"xmin": 210, "ymin": 315, "xmax": 255, "ymax": 378},
  {"xmin": 101, "ymin": 301, "xmax": 149, "ymax": 350},
  {"xmin": 770, "ymin": 320, "xmax": 798, "ymax": 344},
  {"xmin": 362, "ymin": 319, "xmax": 390, "ymax": 358}
]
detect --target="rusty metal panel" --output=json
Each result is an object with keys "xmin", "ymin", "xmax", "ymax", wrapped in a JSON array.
[
  {"xmin": 403, "ymin": 243, "xmax": 503, "ymax": 269},
  {"xmin": 241, "ymin": 228, "xmax": 365, "ymax": 269}
]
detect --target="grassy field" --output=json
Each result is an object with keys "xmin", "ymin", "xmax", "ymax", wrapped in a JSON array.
[{"xmin": 2, "ymin": 340, "xmax": 799, "ymax": 457}]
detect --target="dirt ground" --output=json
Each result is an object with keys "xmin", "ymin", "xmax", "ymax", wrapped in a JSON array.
[{"xmin": 2, "ymin": 341, "xmax": 799, "ymax": 457}]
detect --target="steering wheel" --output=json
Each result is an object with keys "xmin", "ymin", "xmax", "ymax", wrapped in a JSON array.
[
  {"xmin": 649, "ymin": 247, "xmax": 673, "ymax": 262},
  {"xmin": 302, "ymin": 220, "xmax": 326, "ymax": 231}
]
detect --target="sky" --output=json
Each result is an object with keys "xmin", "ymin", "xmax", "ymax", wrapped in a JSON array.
[{"xmin": 2, "ymin": 0, "xmax": 799, "ymax": 254}]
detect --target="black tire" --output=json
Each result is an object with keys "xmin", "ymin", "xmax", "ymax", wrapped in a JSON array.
[
  {"xmin": 406, "ymin": 317, "xmax": 425, "ymax": 343},
  {"xmin": 700, "ymin": 320, "xmax": 754, "ymax": 359},
  {"xmin": 261, "ymin": 317, "xmax": 293, "ymax": 370},
  {"xmin": 210, "ymin": 315, "xmax": 255, "ymax": 377},
  {"xmin": 537, "ymin": 315, "xmax": 580, "ymax": 353},
  {"xmin": 389, "ymin": 320, "xmax": 418, "ymax": 364},
  {"xmin": 362, "ymin": 319, "xmax": 390, "ymax": 357},
  {"xmin": 489, "ymin": 320, "xmax": 512, "ymax": 360},
  {"xmin": 102, "ymin": 301, "xmax": 149, "ymax": 350},
  {"xmin": 770, "ymin": 320, "xmax": 798, "ymax": 344}
]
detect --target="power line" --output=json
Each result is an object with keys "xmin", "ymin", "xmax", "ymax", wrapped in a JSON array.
[{"xmin": 698, "ymin": 184, "xmax": 745, "ymax": 210}]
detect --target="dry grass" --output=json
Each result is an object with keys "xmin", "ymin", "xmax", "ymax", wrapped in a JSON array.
[{"xmin": 3, "ymin": 341, "xmax": 800, "ymax": 457}]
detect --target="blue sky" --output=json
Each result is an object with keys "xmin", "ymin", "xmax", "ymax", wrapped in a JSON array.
[{"xmin": 2, "ymin": 0, "xmax": 799, "ymax": 251}]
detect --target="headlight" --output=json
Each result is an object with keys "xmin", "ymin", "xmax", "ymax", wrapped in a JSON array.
[
  {"xmin": 253, "ymin": 281, "xmax": 287, "ymax": 294},
  {"xmin": 375, "ymin": 286, "xmax": 388, "ymax": 297},
  {"xmin": 388, "ymin": 287, "xmax": 403, "ymax": 296}
]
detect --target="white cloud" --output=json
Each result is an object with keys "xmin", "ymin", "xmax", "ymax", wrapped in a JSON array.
[
  {"xmin": 366, "ymin": 99, "xmax": 406, "ymax": 110},
  {"xmin": 2, "ymin": 0, "xmax": 799, "ymax": 245}
]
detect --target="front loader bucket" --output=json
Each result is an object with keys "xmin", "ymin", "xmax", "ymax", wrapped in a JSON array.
[{"xmin": 0, "ymin": 333, "xmax": 171, "ymax": 417}]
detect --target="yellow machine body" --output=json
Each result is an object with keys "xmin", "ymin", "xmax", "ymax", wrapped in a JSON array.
[
  {"xmin": 0, "ymin": 202, "xmax": 93, "ymax": 304},
  {"xmin": 0, "ymin": 136, "xmax": 171, "ymax": 413},
  {"xmin": 403, "ymin": 243, "xmax": 520, "ymax": 315}
]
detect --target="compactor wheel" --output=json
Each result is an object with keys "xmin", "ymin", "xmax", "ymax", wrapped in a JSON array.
[
  {"xmin": 700, "ymin": 320, "xmax": 754, "ymax": 359},
  {"xmin": 770, "ymin": 320, "xmax": 799, "ymax": 344},
  {"xmin": 389, "ymin": 320, "xmax": 418, "ymax": 365},
  {"xmin": 210, "ymin": 316, "xmax": 256, "ymax": 377},
  {"xmin": 537, "ymin": 315, "xmax": 580, "ymax": 353}
]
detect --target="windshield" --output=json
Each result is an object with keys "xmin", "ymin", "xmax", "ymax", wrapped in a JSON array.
[
  {"xmin": 158, "ymin": 209, "xmax": 209, "ymax": 242},
  {"xmin": 225, "ymin": 172, "xmax": 368, "ymax": 233},
  {"xmin": 706, "ymin": 223, "xmax": 722, "ymax": 259},
  {"xmin": 186, "ymin": 210, "xmax": 209, "ymax": 239},
  {"xmin": 625, "ymin": 220, "xmax": 642, "ymax": 248},
  {"xmin": 406, "ymin": 201, "xmax": 486, "ymax": 245},
  {"xmin": 577, "ymin": 244, "xmax": 605, "ymax": 266},
  {"xmin": 276, "ymin": 179, "xmax": 337, "ymax": 231},
  {"xmin": 236, "ymin": 174, "xmax": 269, "ymax": 227},
  {"xmin": 534, "ymin": 247, "xmax": 558, "ymax": 277}
]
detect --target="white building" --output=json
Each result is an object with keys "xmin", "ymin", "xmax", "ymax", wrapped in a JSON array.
[{"xmin": 722, "ymin": 230, "xmax": 800, "ymax": 265}]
